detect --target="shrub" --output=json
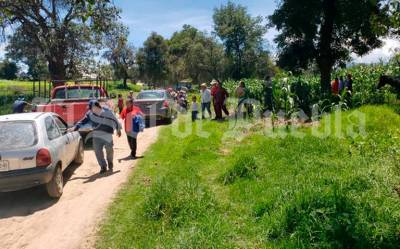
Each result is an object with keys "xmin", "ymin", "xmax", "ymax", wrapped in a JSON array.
[
  {"xmin": 220, "ymin": 155, "xmax": 258, "ymax": 184},
  {"xmin": 266, "ymin": 187, "xmax": 400, "ymax": 249}
]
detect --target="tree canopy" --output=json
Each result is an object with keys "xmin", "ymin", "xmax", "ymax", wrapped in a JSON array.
[
  {"xmin": 0, "ymin": 0, "xmax": 120, "ymax": 80},
  {"xmin": 136, "ymin": 32, "xmax": 169, "ymax": 85},
  {"xmin": 213, "ymin": 1, "xmax": 268, "ymax": 80},
  {"xmin": 269, "ymin": 0, "xmax": 388, "ymax": 93},
  {"xmin": 103, "ymin": 24, "xmax": 136, "ymax": 87}
]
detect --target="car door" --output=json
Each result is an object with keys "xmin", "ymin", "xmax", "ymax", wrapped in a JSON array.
[
  {"xmin": 44, "ymin": 116, "xmax": 69, "ymax": 170},
  {"xmin": 53, "ymin": 115, "xmax": 78, "ymax": 164}
]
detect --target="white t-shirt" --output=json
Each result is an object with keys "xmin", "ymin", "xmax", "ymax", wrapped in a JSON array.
[
  {"xmin": 192, "ymin": 102, "xmax": 199, "ymax": 111},
  {"xmin": 201, "ymin": 89, "xmax": 211, "ymax": 103}
]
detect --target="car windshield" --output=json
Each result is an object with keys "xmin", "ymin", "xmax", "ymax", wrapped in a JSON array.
[
  {"xmin": 54, "ymin": 88, "xmax": 100, "ymax": 99},
  {"xmin": 0, "ymin": 121, "xmax": 37, "ymax": 150},
  {"xmin": 137, "ymin": 92, "xmax": 164, "ymax": 99}
]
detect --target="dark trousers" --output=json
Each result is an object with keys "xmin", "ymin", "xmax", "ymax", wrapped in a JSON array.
[
  {"xmin": 201, "ymin": 102, "xmax": 212, "ymax": 118},
  {"xmin": 127, "ymin": 135, "xmax": 137, "ymax": 157},
  {"xmin": 192, "ymin": 111, "xmax": 198, "ymax": 121},
  {"xmin": 214, "ymin": 102, "xmax": 223, "ymax": 119},
  {"xmin": 222, "ymin": 104, "xmax": 229, "ymax": 116}
]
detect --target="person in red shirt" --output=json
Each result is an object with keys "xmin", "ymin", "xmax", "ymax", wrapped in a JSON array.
[
  {"xmin": 120, "ymin": 98, "xmax": 143, "ymax": 158},
  {"xmin": 210, "ymin": 80, "xmax": 221, "ymax": 119},
  {"xmin": 331, "ymin": 77, "xmax": 339, "ymax": 95}
]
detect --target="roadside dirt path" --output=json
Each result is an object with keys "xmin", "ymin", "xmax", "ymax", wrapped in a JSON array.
[{"xmin": 0, "ymin": 125, "xmax": 160, "ymax": 249}]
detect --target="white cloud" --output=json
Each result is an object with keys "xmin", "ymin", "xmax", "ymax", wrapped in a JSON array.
[{"xmin": 353, "ymin": 38, "xmax": 400, "ymax": 64}]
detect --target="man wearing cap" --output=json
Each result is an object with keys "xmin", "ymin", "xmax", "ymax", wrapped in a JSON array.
[
  {"xmin": 71, "ymin": 100, "xmax": 122, "ymax": 174},
  {"xmin": 200, "ymin": 83, "xmax": 212, "ymax": 119}
]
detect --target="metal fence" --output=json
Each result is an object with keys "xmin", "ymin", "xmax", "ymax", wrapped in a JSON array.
[{"xmin": 0, "ymin": 78, "xmax": 112, "ymax": 114}]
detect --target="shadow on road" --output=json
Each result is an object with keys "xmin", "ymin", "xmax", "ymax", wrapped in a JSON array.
[
  {"xmin": 68, "ymin": 170, "xmax": 121, "ymax": 184},
  {"xmin": 0, "ymin": 162, "xmax": 82, "ymax": 219}
]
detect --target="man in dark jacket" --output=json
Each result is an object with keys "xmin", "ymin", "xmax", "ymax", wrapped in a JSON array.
[
  {"xmin": 213, "ymin": 80, "xmax": 229, "ymax": 120},
  {"xmin": 72, "ymin": 100, "xmax": 122, "ymax": 174},
  {"xmin": 12, "ymin": 96, "xmax": 31, "ymax": 113}
]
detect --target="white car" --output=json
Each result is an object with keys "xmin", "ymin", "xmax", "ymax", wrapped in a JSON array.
[{"xmin": 0, "ymin": 112, "xmax": 84, "ymax": 198}]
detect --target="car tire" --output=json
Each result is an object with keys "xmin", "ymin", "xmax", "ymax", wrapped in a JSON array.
[
  {"xmin": 165, "ymin": 116, "xmax": 173, "ymax": 124},
  {"xmin": 46, "ymin": 166, "xmax": 63, "ymax": 198},
  {"xmin": 73, "ymin": 140, "xmax": 84, "ymax": 165}
]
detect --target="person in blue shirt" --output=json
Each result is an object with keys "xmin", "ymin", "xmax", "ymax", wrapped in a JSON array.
[
  {"xmin": 71, "ymin": 100, "xmax": 122, "ymax": 174},
  {"xmin": 12, "ymin": 96, "xmax": 31, "ymax": 113}
]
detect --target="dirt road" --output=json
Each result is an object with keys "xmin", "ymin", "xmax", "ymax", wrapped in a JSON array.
[{"xmin": 0, "ymin": 126, "xmax": 160, "ymax": 249}]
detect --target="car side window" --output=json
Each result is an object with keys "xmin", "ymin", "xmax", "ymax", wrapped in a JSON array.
[
  {"xmin": 45, "ymin": 116, "xmax": 61, "ymax": 140},
  {"xmin": 54, "ymin": 116, "xmax": 68, "ymax": 134}
]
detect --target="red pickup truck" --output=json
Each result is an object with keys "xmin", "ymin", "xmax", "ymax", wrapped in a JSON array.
[{"xmin": 34, "ymin": 85, "xmax": 114, "ymax": 127}]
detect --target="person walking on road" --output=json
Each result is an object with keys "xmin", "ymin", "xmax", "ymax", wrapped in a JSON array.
[
  {"xmin": 72, "ymin": 100, "xmax": 122, "ymax": 174},
  {"xmin": 200, "ymin": 83, "xmax": 212, "ymax": 119},
  {"xmin": 120, "ymin": 98, "xmax": 144, "ymax": 159}
]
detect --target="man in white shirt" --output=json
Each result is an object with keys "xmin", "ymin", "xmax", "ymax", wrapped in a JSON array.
[{"xmin": 200, "ymin": 83, "xmax": 212, "ymax": 119}]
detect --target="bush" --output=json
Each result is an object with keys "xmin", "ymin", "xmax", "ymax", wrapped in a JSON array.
[
  {"xmin": 267, "ymin": 187, "xmax": 400, "ymax": 249},
  {"xmin": 220, "ymin": 155, "xmax": 258, "ymax": 184},
  {"xmin": 143, "ymin": 176, "xmax": 216, "ymax": 227}
]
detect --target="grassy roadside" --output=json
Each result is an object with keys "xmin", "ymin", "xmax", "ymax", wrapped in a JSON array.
[{"xmin": 97, "ymin": 105, "xmax": 400, "ymax": 248}]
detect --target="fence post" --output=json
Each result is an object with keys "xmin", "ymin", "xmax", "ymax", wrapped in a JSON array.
[
  {"xmin": 38, "ymin": 80, "xmax": 41, "ymax": 98},
  {"xmin": 44, "ymin": 80, "xmax": 47, "ymax": 100},
  {"xmin": 33, "ymin": 80, "xmax": 36, "ymax": 98},
  {"xmin": 48, "ymin": 80, "xmax": 51, "ymax": 100}
]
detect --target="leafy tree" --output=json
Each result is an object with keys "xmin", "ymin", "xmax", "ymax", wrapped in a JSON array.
[
  {"xmin": 0, "ymin": 60, "xmax": 18, "ymax": 80},
  {"xmin": 269, "ymin": 0, "xmax": 388, "ymax": 94},
  {"xmin": 168, "ymin": 25, "xmax": 225, "ymax": 84},
  {"xmin": 137, "ymin": 32, "xmax": 169, "ymax": 86},
  {"xmin": 5, "ymin": 27, "xmax": 49, "ymax": 79},
  {"xmin": 103, "ymin": 24, "xmax": 135, "ymax": 88},
  {"xmin": 0, "ymin": 0, "xmax": 120, "ymax": 80},
  {"xmin": 213, "ymin": 1, "xmax": 267, "ymax": 80}
]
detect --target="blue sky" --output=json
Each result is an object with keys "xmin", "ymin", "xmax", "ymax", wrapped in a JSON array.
[
  {"xmin": 114, "ymin": 0, "xmax": 278, "ymax": 47},
  {"xmin": 0, "ymin": 0, "xmax": 398, "ymax": 63}
]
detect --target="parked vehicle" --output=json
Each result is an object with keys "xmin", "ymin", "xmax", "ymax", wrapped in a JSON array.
[
  {"xmin": 33, "ymin": 84, "xmax": 114, "ymax": 128},
  {"xmin": 0, "ymin": 112, "xmax": 84, "ymax": 198},
  {"xmin": 133, "ymin": 90, "xmax": 177, "ymax": 123}
]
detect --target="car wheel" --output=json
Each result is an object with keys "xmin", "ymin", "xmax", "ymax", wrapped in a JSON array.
[
  {"xmin": 46, "ymin": 166, "xmax": 64, "ymax": 198},
  {"xmin": 73, "ymin": 140, "xmax": 84, "ymax": 165},
  {"xmin": 165, "ymin": 116, "xmax": 173, "ymax": 124}
]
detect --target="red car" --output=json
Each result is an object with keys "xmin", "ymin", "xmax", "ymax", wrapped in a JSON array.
[{"xmin": 34, "ymin": 85, "xmax": 114, "ymax": 127}]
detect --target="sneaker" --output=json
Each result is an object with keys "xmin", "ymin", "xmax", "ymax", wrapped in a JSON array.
[
  {"xmin": 108, "ymin": 163, "xmax": 114, "ymax": 172},
  {"xmin": 99, "ymin": 167, "xmax": 107, "ymax": 174}
]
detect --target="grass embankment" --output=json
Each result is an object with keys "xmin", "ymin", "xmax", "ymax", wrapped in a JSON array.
[{"xmin": 97, "ymin": 105, "xmax": 400, "ymax": 248}]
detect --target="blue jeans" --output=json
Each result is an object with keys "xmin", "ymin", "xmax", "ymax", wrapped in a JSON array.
[
  {"xmin": 201, "ymin": 102, "xmax": 212, "ymax": 118},
  {"xmin": 93, "ymin": 137, "xmax": 114, "ymax": 169},
  {"xmin": 192, "ymin": 111, "xmax": 198, "ymax": 121}
]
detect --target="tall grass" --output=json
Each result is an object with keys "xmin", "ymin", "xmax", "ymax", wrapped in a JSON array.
[{"xmin": 97, "ymin": 105, "xmax": 400, "ymax": 249}]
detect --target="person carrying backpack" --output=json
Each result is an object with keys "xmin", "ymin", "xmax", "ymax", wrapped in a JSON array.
[{"xmin": 120, "ymin": 98, "xmax": 145, "ymax": 159}]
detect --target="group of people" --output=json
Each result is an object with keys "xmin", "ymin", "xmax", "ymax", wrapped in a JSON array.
[
  {"xmin": 191, "ymin": 79, "xmax": 253, "ymax": 121},
  {"xmin": 71, "ymin": 95, "xmax": 144, "ymax": 174},
  {"xmin": 190, "ymin": 79, "xmax": 230, "ymax": 121},
  {"xmin": 117, "ymin": 90, "xmax": 135, "ymax": 114},
  {"xmin": 331, "ymin": 74, "xmax": 353, "ymax": 95}
]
